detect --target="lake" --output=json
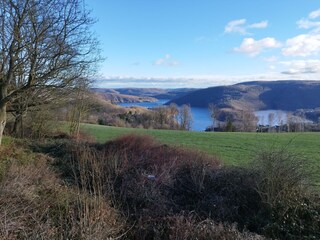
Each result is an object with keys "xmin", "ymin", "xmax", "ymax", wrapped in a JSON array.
[
  {"xmin": 119, "ymin": 99, "xmax": 169, "ymax": 108},
  {"xmin": 118, "ymin": 100, "xmax": 287, "ymax": 131}
]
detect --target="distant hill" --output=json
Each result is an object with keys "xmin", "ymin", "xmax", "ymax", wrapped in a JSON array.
[
  {"xmin": 91, "ymin": 88, "xmax": 195, "ymax": 102},
  {"xmin": 93, "ymin": 92, "xmax": 157, "ymax": 103},
  {"xmin": 166, "ymin": 80, "xmax": 320, "ymax": 111}
]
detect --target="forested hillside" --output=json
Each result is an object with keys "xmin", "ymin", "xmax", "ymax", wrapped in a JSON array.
[{"xmin": 167, "ymin": 80, "xmax": 320, "ymax": 111}]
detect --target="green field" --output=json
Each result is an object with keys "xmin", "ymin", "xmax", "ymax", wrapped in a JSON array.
[
  {"xmin": 81, "ymin": 123, "xmax": 320, "ymax": 169},
  {"xmin": 81, "ymin": 124, "xmax": 320, "ymax": 186}
]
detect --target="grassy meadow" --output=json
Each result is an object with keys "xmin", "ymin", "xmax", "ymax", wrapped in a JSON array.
[{"xmin": 81, "ymin": 123, "xmax": 320, "ymax": 184}]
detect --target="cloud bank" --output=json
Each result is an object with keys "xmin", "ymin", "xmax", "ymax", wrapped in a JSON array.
[{"xmin": 94, "ymin": 74, "xmax": 319, "ymax": 89}]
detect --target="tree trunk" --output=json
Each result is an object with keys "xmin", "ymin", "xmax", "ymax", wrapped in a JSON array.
[
  {"xmin": 12, "ymin": 114, "xmax": 23, "ymax": 138},
  {"xmin": 0, "ymin": 104, "xmax": 7, "ymax": 145}
]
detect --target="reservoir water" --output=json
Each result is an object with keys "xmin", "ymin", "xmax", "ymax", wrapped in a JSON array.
[
  {"xmin": 119, "ymin": 99, "xmax": 169, "ymax": 108},
  {"xmin": 118, "ymin": 100, "xmax": 287, "ymax": 131}
]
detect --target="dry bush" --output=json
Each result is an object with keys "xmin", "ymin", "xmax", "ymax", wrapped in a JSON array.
[
  {"xmin": 57, "ymin": 142, "xmax": 126, "ymax": 239},
  {"xmin": 36, "ymin": 134, "xmax": 320, "ymax": 239},
  {"xmin": 0, "ymin": 154, "xmax": 61, "ymax": 239},
  {"xmin": 97, "ymin": 134, "xmax": 222, "ymax": 217},
  {"xmin": 54, "ymin": 190, "xmax": 124, "ymax": 240},
  {"xmin": 51, "ymin": 130, "xmax": 96, "ymax": 143},
  {"xmin": 0, "ymin": 141, "xmax": 36, "ymax": 181},
  {"xmin": 127, "ymin": 213, "xmax": 265, "ymax": 240},
  {"xmin": 252, "ymin": 148, "xmax": 320, "ymax": 239},
  {"xmin": 4, "ymin": 108, "xmax": 59, "ymax": 140},
  {"xmin": 0, "ymin": 149, "xmax": 123, "ymax": 240},
  {"xmin": 168, "ymin": 214, "xmax": 265, "ymax": 240},
  {"xmin": 173, "ymin": 167, "xmax": 264, "ymax": 231},
  {"xmin": 64, "ymin": 135, "xmax": 267, "ymax": 237},
  {"xmin": 253, "ymin": 148, "xmax": 310, "ymax": 208}
]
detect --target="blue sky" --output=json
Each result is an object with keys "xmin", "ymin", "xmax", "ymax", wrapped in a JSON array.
[{"xmin": 88, "ymin": 0, "xmax": 320, "ymax": 88}]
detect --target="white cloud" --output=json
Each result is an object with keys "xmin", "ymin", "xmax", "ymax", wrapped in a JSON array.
[
  {"xmin": 285, "ymin": 9, "xmax": 320, "ymax": 57},
  {"xmin": 297, "ymin": 18, "xmax": 320, "ymax": 31},
  {"xmin": 248, "ymin": 20, "xmax": 268, "ymax": 29},
  {"xmin": 224, "ymin": 19, "xmax": 268, "ymax": 35},
  {"xmin": 280, "ymin": 59, "xmax": 320, "ymax": 75},
  {"xmin": 224, "ymin": 19, "xmax": 247, "ymax": 34},
  {"xmin": 153, "ymin": 54, "xmax": 179, "ymax": 67},
  {"xmin": 297, "ymin": 9, "xmax": 320, "ymax": 32},
  {"xmin": 282, "ymin": 34, "xmax": 320, "ymax": 57},
  {"xmin": 234, "ymin": 37, "xmax": 281, "ymax": 57},
  {"xmin": 309, "ymin": 8, "xmax": 320, "ymax": 19}
]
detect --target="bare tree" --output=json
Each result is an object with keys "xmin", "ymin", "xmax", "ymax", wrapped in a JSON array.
[
  {"xmin": 286, "ymin": 113, "xmax": 293, "ymax": 132},
  {"xmin": 8, "ymin": 86, "xmax": 66, "ymax": 137},
  {"xmin": 69, "ymin": 78, "xmax": 92, "ymax": 139},
  {"xmin": 153, "ymin": 106, "xmax": 168, "ymax": 129},
  {"xmin": 208, "ymin": 103, "xmax": 220, "ymax": 130},
  {"xmin": 297, "ymin": 111, "xmax": 306, "ymax": 132},
  {"xmin": 0, "ymin": 0, "xmax": 100, "ymax": 144},
  {"xmin": 276, "ymin": 111, "xmax": 283, "ymax": 133},
  {"xmin": 268, "ymin": 113, "xmax": 275, "ymax": 132},
  {"xmin": 168, "ymin": 103, "xmax": 179, "ymax": 129},
  {"xmin": 151, "ymin": 104, "xmax": 180, "ymax": 130},
  {"xmin": 7, "ymin": 90, "xmax": 31, "ymax": 137},
  {"xmin": 178, "ymin": 104, "xmax": 192, "ymax": 131},
  {"xmin": 238, "ymin": 109, "xmax": 258, "ymax": 132}
]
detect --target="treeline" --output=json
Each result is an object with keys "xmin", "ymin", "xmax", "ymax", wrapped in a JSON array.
[
  {"xmin": 206, "ymin": 104, "xmax": 320, "ymax": 133},
  {"xmin": 97, "ymin": 103, "xmax": 193, "ymax": 131}
]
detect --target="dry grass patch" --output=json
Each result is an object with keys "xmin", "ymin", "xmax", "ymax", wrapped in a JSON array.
[{"xmin": 0, "ymin": 143, "xmax": 124, "ymax": 240}]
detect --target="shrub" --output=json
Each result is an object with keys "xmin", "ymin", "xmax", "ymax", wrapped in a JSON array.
[
  {"xmin": 168, "ymin": 214, "xmax": 265, "ymax": 240},
  {"xmin": 0, "ymin": 148, "xmax": 124, "ymax": 239},
  {"xmin": 0, "ymin": 140, "xmax": 37, "ymax": 182},
  {"xmin": 57, "ymin": 134, "xmax": 270, "ymax": 237},
  {"xmin": 33, "ymin": 134, "xmax": 320, "ymax": 239},
  {"xmin": 128, "ymin": 213, "xmax": 265, "ymax": 240},
  {"xmin": 102, "ymin": 135, "xmax": 221, "ymax": 215},
  {"xmin": 253, "ymin": 148, "xmax": 310, "ymax": 208},
  {"xmin": 173, "ymin": 167, "xmax": 264, "ymax": 231},
  {"xmin": 252, "ymin": 148, "xmax": 320, "ymax": 239}
]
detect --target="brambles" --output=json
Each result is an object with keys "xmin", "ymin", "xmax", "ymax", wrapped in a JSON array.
[
  {"xmin": 49, "ymin": 135, "xmax": 263, "ymax": 237},
  {"xmin": 1, "ymin": 134, "xmax": 319, "ymax": 239},
  {"xmin": 0, "ymin": 142, "xmax": 124, "ymax": 239},
  {"xmin": 252, "ymin": 148, "xmax": 320, "ymax": 239}
]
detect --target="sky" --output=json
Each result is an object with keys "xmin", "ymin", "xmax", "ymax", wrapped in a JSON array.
[{"xmin": 87, "ymin": 0, "xmax": 320, "ymax": 88}]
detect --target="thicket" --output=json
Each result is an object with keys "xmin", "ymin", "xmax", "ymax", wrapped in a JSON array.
[
  {"xmin": 0, "ymin": 140, "xmax": 124, "ymax": 239},
  {"xmin": 29, "ymin": 134, "xmax": 319, "ymax": 239}
]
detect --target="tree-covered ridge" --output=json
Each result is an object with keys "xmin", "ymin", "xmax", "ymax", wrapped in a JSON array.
[{"xmin": 167, "ymin": 80, "xmax": 320, "ymax": 111}]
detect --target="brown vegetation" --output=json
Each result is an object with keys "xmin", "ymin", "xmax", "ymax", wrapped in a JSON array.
[
  {"xmin": 252, "ymin": 148, "xmax": 320, "ymax": 239},
  {"xmin": 52, "ymin": 134, "xmax": 319, "ymax": 239},
  {"xmin": 1, "ymin": 134, "xmax": 319, "ymax": 239},
  {"xmin": 0, "ymin": 141, "xmax": 124, "ymax": 239}
]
